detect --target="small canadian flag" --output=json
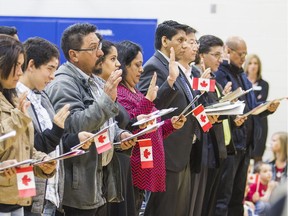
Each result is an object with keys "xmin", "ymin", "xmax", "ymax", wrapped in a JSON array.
[
  {"xmin": 138, "ymin": 138, "xmax": 153, "ymax": 169},
  {"xmin": 248, "ymin": 173, "xmax": 257, "ymax": 184},
  {"xmin": 94, "ymin": 129, "xmax": 112, "ymax": 154},
  {"xmin": 192, "ymin": 77, "xmax": 216, "ymax": 92},
  {"xmin": 16, "ymin": 166, "xmax": 36, "ymax": 198},
  {"xmin": 192, "ymin": 105, "xmax": 212, "ymax": 132}
]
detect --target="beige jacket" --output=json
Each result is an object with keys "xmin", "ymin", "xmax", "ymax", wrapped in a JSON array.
[{"xmin": 0, "ymin": 92, "xmax": 53, "ymax": 206}]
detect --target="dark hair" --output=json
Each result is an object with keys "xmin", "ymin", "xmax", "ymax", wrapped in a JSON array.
[
  {"xmin": 186, "ymin": 26, "xmax": 197, "ymax": 34},
  {"xmin": 0, "ymin": 26, "xmax": 18, "ymax": 36},
  {"xmin": 155, "ymin": 20, "xmax": 188, "ymax": 50},
  {"xmin": 94, "ymin": 40, "xmax": 116, "ymax": 75},
  {"xmin": 198, "ymin": 35, "xmax": 224, "ymax": 54},
  {"xmin": 61, "ymin": 23, "xmax": 97, "ymax": 61},
  {"xmin": 22, "ymin": 37, "xmax": 59, "ymax": 71},
  {"xmin": 116, "ymin": 40, "xmax": 142, "ymax": 85},
  {"xmin": 0, "ymin": 34, "xmax": 24, "ymax": 105}
]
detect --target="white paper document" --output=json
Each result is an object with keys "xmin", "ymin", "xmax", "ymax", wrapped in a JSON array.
[
  {"xmin": 205, "ymin": 101, "xmax": 245, "ymax": 115},
  {"xmin": 132, "ymin": 108, "xmax": 177, "ymax": 126},
  {"xmin": 219, "ymin": 87, "xmax": 252, "ymax": 103}
]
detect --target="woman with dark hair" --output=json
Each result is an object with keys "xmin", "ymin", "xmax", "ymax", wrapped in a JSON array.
[
  {"xmin": 0, "ymin": 35, "xmax": 56, "ymax": 215},
  {"xmin": 116, "ymin": 40, "xmax": 186, "ymax": 214},
  {"xmin": 95, "ymin": 40, "xmax": 156, "ymax": 216},
  {"xmin": 94, "ymin": 39, "xmax": 136, "ymax": 216}
]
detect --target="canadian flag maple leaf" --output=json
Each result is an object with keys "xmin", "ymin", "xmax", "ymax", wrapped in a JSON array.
[
  {"xmin": 98, "ymin": 135, "xmax": 106, "ymax": 143},
  {"xmin": 143, "ymin": 148, "xmax": 151, "ymax": 159},
  {"xmin": 22, "ymin": 175, "xmax": 31, "ymax": 186},
  {"xmin": 200, "ymin": 114, "xmax": 206, "ymax": 123},
  {"xmin": 200, "ymin": 80, "xmax": 208, "ymax": 87}
]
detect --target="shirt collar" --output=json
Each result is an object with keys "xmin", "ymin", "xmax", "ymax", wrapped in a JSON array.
[
  {"xmin": 16, "ymin": 82, "xmax": 41, "ymax": 104},
  {"xmin": 157, "ymin": 50, "xmax": 170, "ymax": 63},
  {"xmin": 178, "ymin": 63, "xmax": 192, "ymax": 77},
  {"xmin": 66, "ymin": 61, "xmax": 91, "ymax": 81}
]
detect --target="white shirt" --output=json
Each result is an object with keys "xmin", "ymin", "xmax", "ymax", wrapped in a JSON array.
[{"xmin": 16, "ymin": 82, "xmax": 53, "ymax": 131}]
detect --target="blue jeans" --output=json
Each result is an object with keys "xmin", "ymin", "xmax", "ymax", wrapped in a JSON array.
[
  {"xmin": 255, "ymin": 201, "xmax": 270, "ymax": 216},
  {"xmin": 43, "ymin": 200, "xmax": 57, "ymax": 216},
  {"xmin": 0, "ymin": 207, "xmax": 24, "ymax": 216}
]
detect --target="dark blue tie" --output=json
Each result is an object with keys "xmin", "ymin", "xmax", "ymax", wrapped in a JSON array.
[
  {"xmin": 179, "ymin": 73, "xmax": 202, "ymax": 139},
  {"xmin": 179, "ymin": 73, "xmax": 195, "ymax": 107}
]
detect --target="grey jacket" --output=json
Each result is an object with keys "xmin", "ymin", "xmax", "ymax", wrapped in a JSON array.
[{"xmin": 45, "ymin": 62, "xmax": 121, "ymax": 209}]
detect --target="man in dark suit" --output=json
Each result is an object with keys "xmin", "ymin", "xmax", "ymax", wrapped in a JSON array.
[{"xmin": 137, "ymin": 20, "xmax": 203, "ymax": 216}]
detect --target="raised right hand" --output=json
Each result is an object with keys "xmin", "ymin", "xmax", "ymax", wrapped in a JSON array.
[
  {"xmin": 145, "ymin": 72, "xmax": 158, "ymax": 102},
  {"xmin": 167, "ymin": 47, "xmax": 179, "ymax": 87},
  {"xmin": 104, "ymin": 69, "xmax": 122, "ymax": 101},
  {"xmin": 17, "ymin": 92, "xmax": 31, "ymax": 115},
  {"xmin": 53, "ymin": 104, "xmax": 70, "ymax": 129}
]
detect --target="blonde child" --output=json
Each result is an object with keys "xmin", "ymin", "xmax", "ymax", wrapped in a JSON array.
[{"xmin": 269, "ymin": 132, "xmax": 287, "ymax": 183}]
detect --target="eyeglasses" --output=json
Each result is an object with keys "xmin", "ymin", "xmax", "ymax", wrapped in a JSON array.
[
  {"xmin": 72, "ymin": 42, "xmax": 102, "ymax": 53},
  {"xmin": 229, "ymin": 47, "xmax": 247, "ymax": 58},
  {"xmin": 208, "ymin": 52, "xmax": 223, "ymax": 60}
]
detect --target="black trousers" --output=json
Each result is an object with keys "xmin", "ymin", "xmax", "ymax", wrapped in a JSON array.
[
  {"xmin": 214, "ymin": 150, "xmax": 250, "ymax": 216},
  {"xmin": 144, "ymin": 164, "xmax": 191, "ymax": 216},
  {"xmin": 201, "ymin": 159, "xmax": 226, "ymax": 216},
  {"xmin": 63, "ymin": 204, "xmax": 107, "ymax": 216},
  {"xmin": 107, "ymin": 153, "xmax": 137, "ymax": 216}
]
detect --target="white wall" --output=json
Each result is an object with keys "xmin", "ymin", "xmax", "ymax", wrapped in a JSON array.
[{"xmin": 0, "ymin": 0, "xmax": 287, "ymax": 159}]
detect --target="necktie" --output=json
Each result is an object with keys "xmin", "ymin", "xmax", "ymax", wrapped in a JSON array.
[
  {"xmin": 215, "ymin": 86, "xmax": 231, "ymax": 145},
  {"xmin": 179, "ymin": 73, "xmax": 194, "ymax": 105},
  {"xmin": 179, "ymin": 73, "xmax": 201, "ymax": 140}
]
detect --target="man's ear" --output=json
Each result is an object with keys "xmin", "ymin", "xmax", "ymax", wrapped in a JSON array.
[
  {"xmin": 161, "ymin": 36, "xmax": 169, "ymax": 48},
  {"xmin": 226, "ymin": 47, "xmax": 231, "ymax": 54},
  {"xmin": 69, "ymin": 49, "xmax": 79, "ymax": 63},
  {"xmin": 26, "ymin": 59, "xmax": 35, "ymax": 71}
]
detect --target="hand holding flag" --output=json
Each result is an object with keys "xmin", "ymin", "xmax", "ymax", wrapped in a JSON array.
[
  {"xmin": 119, "ymin": 132, "xmax": 137, "ymax": 150},
  {"xmin": 0, "ymin": 159, "xmax": 17, "ymax": 178},
  {"xmin": 177, "ymin": 92, "xmax": 205, "ymax": 120},
  {"xmin": 192, "ymin": 105, "xmax": 212, "ymax": 132}
]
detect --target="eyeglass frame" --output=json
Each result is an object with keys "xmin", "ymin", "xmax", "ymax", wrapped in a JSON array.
[
  {"xmin": 72, "ymin": 41, "xmax": 102, "ymax": 52},
  {"xmin": 228, "ymin": 47, "xmax": 247, "ymax": 58}
]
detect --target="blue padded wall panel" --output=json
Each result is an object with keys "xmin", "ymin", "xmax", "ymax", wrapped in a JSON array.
[{"xmin": 0, "ymin": 16, "xmax": 157, "ymax": 63}]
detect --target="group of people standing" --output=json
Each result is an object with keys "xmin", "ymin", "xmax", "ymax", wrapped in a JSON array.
[{"xmin": 0, "ymin": 19, "xmax": 284, "ymax": 216}]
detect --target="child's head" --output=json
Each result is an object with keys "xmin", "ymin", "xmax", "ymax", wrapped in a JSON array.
[
  {"xmin": 254, "ymin": 161, "xmax": 272, "ymax": 184},
  {"xmin": 270, "ymin": 131, "xmax": 288, "ymax": 162}
]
